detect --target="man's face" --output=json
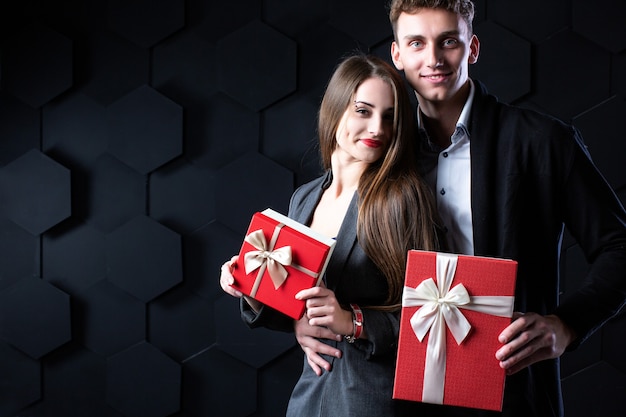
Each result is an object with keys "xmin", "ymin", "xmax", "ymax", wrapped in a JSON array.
[{"xmin": 391, "ymin": 8, "xmax": 479, "ymax": 106}]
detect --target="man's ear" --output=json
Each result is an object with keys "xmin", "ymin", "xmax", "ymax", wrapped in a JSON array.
[
  {"xmin": 468, "ymin": 34, "xmax": 480, "ymax": 64},
  {"xmin": 391, "ymin": 41, "xmax": 404, "ymax": 70}
]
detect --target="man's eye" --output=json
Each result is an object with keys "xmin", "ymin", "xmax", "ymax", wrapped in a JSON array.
[
  {"xmin": 409, "ymin": 40, "xmax": 423, "ymax": 48},
  {"xmin": 443, "ymin": 39, "xmax": 458, "ymax": 47}
]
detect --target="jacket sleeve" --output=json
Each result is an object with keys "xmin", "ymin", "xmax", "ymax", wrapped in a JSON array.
[
  {"xmin": 350, "ymin": 309, "xmax": 401, "ymax": 360},
  {"xmin": 553, "ymin": 127, "xmax": 626, "ymax": 346},
  {"xmin": 239, "ymin": 298, "xmax": 295, "ymax": 333}
]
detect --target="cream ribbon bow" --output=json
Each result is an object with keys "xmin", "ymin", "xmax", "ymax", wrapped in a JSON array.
[
  {"xmin": 402, "ymin": 253, "xmax": 514, "ymax": 404},
  {"xmin": 244, "ymin": 229, "xmax": 292, "ymax": 289}
]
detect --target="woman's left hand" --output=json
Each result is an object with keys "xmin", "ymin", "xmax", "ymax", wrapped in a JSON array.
[{"xmin": 295, "ymin": 286, "xmax": 353, "ymax": 336}]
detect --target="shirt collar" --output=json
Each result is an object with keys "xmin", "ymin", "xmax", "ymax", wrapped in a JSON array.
[{"xmin": 416, "ymin": 78, "xmax": 475, "ymax": 142}]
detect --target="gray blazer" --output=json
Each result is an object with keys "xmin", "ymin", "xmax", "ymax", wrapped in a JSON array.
[{"xmin": 241, "ymin": 171, "xmax": 411, "ymax": 417}]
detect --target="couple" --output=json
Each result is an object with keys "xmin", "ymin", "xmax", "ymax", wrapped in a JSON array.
[{"xmin": 220, "ymin": 1, "xmax": 626, "ymax": 416}]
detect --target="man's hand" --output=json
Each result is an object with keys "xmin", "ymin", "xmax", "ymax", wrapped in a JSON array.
[
  {"xmin": 294, "ymin": 314, "xmax": 343, "ymax": 376},
  {"xmin": 496, "ymin": 312, "xmax": 576, "ymax": 375}
]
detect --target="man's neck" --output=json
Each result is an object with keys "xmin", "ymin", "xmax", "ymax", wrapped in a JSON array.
[{"xmin": 418, "ymin": 82, "xmax": 471, "ymax": 148}]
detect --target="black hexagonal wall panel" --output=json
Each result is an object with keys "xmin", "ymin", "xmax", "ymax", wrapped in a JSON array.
[
  {"xmin": 261, "ymin": 94, "xmax": 322, "ymax": 186},
  {"xmin": 1, "ymin": 24, "xmax": 73, "ymax": 108},
  {"xmin": 150, "ymin": 158, "xmax": 216, "ymax": 235},
  {"xmin": 532, "ymin": 30, "xmax": 610, "ymax": 120},
  {"xmin": 76, "ymin": 280, "xmax": 145, "ymax": 356},
  {"xmin": 562, "ymin": 361, "xmax": 626, "ymax": 415},
  {"xmin": 573, "ymin": 95, "xmax": 626, "ymax": 189},
  {"xmin": 0, "ymin": 217, "xmax": 37, "ymax": 292},
  {"xmin": 107, "ymin": 0, "xmax": 184, "ymax": 49},
  {"xmin": 81, "ymin": 29, "xmax": 150, "ymax": 106},
  {"xmin": 330, "ymin": 0, "xmax": 391, "ymax": 47},
  {"xmin": 185, "ymin": 92, "xmax": 260, "ymax": 170},
  {"xmin": 0, "ymin": 342, "xmax": 41, "ymax": 415},
  {"xmin": 488, "ymin": 0, "xmax": 569, "ymax": 43},
  {"xmin": 152, "ymin": 28, "xmax": 217, "ymax": 101},
  {"xmin": 42, "ymin": 92, "xmax": 107, "ymax": 170},
  {"xmin": 471, "ymin": 21, "xmax": 531, "ymax": 103},
  {"xmin": 107, "ymin": 85, "xmax": 183, "ymax": 174},
  {"xmin": 217, "ymin": 20, "xmax": 297, "ymax": 111},
  {"xmin": 187, "ymin": 0, "xmax": 261, "ymax": 43},
  {"xmin": 106, "ymin": 342, "xmax": 181, "ymax": 417},
  {"xmin": 256, "ymin": 347, "xmax": 303, "ymax": 416},
  {"xmin": 613, "ymin": 52, "xmax": 626, "ymax": 98},
  {"xmin": 0, "ymin": 149, "xmax": 71, "ymax": 235},
  {"xmin": 22, "ymin": 343, "xmax": 124, "ymax": 417},
  {"xmin": 148, "ymin": 287, "xmax": 215, "ymax": 362},
  {"xmin": 297, "ymin": 24, "xmax": 368, "ymax": 100},
  {"xmin": 43, "ymin": 222, "xmax": 106, "ymax": 294},
  {"xmin": 262, "ymin": 0, "xmax": 330, "ymax": 39},
  {"xmin": 573, "ymin": 0, "xmax": 626, "ymax": 53},
  {"xmin": 0, "ymin": 277, "xmax": 71, "ymax": 359},
  {"xmin": 184, "ymin": 220, "xmax": 241, "ymax": 301},
  {"xmin": 106, "ymin": 215, "xmax": 182, "ymax": 302},
  {"xmin": 215, "ymin": 152, "xmax": 294, "ymax": 236},
  {"xmin": 182, "ymin": 346, "xmax": 256, "ymax": 417},
  {"xmin": 86, "ymin": 154, "xmax": 146, "ymax": 233},
  {"xmin": 214, "ymin": 295, "xmax": 295, "ymax": 368},
  {"xmin": 0, "ymin": 93, "xmax": 40, "ymax": 167}
]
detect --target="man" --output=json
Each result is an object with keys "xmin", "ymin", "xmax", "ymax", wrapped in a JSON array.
[{"xmin": 296, "ymin": 1, "xmax": 626, "ymax": 416}]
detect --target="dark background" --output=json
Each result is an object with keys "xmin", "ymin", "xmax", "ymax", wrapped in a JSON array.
[{"xmin": 0, "ymin": 0, "xmax": 625, "ymax": 416}]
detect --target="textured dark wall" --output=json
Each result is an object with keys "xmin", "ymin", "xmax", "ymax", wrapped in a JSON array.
[{"xmin": 0, "ymin": 1, "xmax": 625, "ymax": 416}]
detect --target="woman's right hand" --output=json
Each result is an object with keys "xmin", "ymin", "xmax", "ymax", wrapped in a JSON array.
[
  {"xmin": 220, "ymin": 255, "xmax": 263, "ymax": 312},
  {"xmin": 219, "ymin": 256, "xmax": 243, "ymax": 298}
]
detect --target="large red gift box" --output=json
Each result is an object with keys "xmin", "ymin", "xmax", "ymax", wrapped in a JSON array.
[
  {"xmin": 231, "ymin": 208, "xmax": 335, "ymax": 320},
  {"xmin": 393, "ymin": 250, "xmax": 517, "ymax": 411}
]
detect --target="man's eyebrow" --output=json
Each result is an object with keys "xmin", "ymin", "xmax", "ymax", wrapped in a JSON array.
[{"xmin": 402, "ymin": 30, "xmax": 461, "ymax": 40}]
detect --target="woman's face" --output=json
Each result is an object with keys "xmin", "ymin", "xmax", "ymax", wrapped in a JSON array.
[{"xmin": 334, "ymin": 77, "xmax": 395, "ymax": 165}]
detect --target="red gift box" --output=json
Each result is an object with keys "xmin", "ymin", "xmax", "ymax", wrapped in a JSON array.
[
  {"xmin": 231, "ymin": 208, "xmax": 335, "ymax": 320},
  {"xmin": 393, "ymin": 250, "xmax": 517, "ymax": 411}
]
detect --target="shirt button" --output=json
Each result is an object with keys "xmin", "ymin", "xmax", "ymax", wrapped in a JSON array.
[
  {"xmin": 442, "ymin": 152, "xmax": 448, "ymax": 158},
  {"xmin": 440, "ymin": 188, "xmax": 446, "ymax": 195}
]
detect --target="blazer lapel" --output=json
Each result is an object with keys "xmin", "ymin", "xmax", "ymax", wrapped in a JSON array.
[
  {"xmin": 469, "ymin": 80, "xmax": 498, "ymax": 256},
  {"xmin": 323, "ymin": 192, "xmax": 358, "ymax": 289}
]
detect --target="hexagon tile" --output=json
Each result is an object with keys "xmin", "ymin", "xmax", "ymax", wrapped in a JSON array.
[
  {"xmin": 106, "ymin": 341, "xmax": 181, "ymax": 417},
  {"xmin": 107, "ymin": 0, "xmax": 185, "ymax": 49},
  {"xmin": 75, "ymin": 280, "xmax": 146, "ymax": 356},
  {"xmin": 0, "ymin": 149, "xmax": 71, "ymax": 235},
  {"xmin": 107, "ymin": 85, "xmax": 183, "ymax": 175},
  {"xmin": 0, "ymin": 341, "xmax": 41, "ymax": 415},
  {"xmin": 0, "ymin": 277, "xmax": 71, "ymax": 359},
  {"xmin": 106, "ymin": 215, "xmax": 182, "ymax": 303},
  {"xmin": 470, "ymin": 21, "xmax": 531, "ymax": 103},
  {"xmin": 1, "ymin": 23, "xmax": 73, "ymax": 108},
  {"xmin": 216, "ymin": 20, "xmax": 297, "ymax": 111}
]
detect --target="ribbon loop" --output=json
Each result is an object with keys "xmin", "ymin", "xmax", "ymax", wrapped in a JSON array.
[{"xmin": 243, "ymin": 229, "xmax": 292, "ymax": 289}]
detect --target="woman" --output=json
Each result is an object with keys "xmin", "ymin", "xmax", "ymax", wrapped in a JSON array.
[{"xmin": 220, "ymin": 54, "xmax": 441, "ymax": 416}]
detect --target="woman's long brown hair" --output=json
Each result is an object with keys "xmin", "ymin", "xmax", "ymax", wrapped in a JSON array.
[{"xmin": 318, "ymin": 54, "xmax": 440, "ymax": 311}]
